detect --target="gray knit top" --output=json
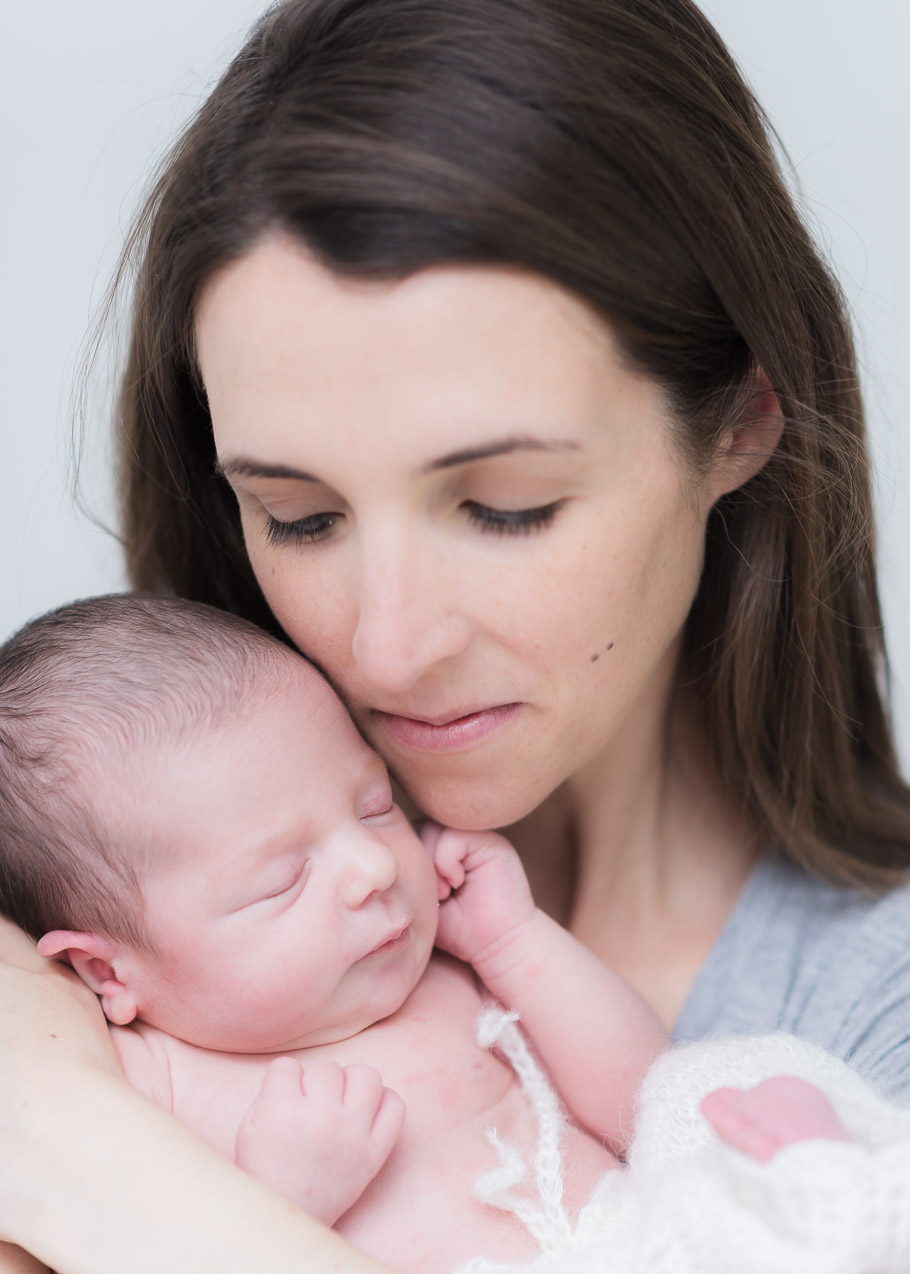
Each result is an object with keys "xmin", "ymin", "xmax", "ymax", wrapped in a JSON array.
[{"xmin": 673, "ymin": 850, "xmax": 910, "ymax": 1102}]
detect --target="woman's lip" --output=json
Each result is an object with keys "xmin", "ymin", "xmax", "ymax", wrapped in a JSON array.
[{"xmin": 373, "ymin": 703, "xmax": 522, "ymax": 753}]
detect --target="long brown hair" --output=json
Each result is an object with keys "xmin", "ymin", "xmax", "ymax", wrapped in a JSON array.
[{"xmin": 112, "ymin": 0, "xmax": 910, "ymax": 888}]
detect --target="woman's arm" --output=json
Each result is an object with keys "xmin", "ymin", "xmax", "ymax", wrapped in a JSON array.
[{"xmin": 0, "ymin": 922, "xmax": 392, "ymax": 1274}]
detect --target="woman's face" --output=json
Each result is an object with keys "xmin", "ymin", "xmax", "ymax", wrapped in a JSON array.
[{"xmin": 197, "ymin": 234, "xmax": 738, "ymax": 829}]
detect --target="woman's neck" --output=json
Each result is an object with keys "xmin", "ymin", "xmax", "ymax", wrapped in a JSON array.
[{"xmin": 507, "ymin": 668, "xmax": 760, "ymax": 1030}]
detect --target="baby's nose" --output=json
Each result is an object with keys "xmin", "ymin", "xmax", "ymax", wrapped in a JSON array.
[{"xmin": 339, "ymin": 832, "xmax": 399, "ymax": 909}]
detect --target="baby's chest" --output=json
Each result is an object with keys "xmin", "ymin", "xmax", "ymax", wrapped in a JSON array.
[
  {"xmin": 330, "ymin": 970, "xmax": 543, "ymax": 1269},
  {"xmin": 162, "ymin": 964, "xmax": 586, "ymax": 1271},
  {"xmin": 169, "ymin": 958, "xmax": 512, "ymax": 1154},
  {"xmin": 328, "ymin": 959, "xmax": 516, "ymax": 1132}
]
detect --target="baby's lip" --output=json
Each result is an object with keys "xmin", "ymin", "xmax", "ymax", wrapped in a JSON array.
[{"xmin": 367, "ymin": 921, "xmax": 412, "ymax": 956}]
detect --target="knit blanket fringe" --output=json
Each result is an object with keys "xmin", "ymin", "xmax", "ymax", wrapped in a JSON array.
[{"xmin": 458, "ymin": 1006, "xmax": 910, "ymax": 1274}]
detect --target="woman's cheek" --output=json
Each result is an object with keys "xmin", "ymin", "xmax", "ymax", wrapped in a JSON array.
[{"xmin": 249, "ymin": 540, "xmax": 354, "ymax": 666}]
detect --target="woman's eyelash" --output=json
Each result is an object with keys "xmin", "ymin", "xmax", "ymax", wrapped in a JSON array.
[
  {"xmin": 263, "ymin": 501, "xmax": 563, "ymax": 547},
  {"xmin": 464, "ymin": 501, "xmax": 563, "ymax": 535},
  {"xmin": 265, "ymin": 512, "xmax": 340, "ymax": 547}
]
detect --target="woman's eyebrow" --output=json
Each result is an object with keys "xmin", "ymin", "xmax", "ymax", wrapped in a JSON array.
[
  {"xmin": 215, "ymin": 435, "xmax": 581, "ymax": 484},
  {"xmin": 215, "ymin": 457, "xmax": 319, "ymax": 482},
  {"xmin": 422, "ymin": 436, "xmax": 582, "ymax": 473}
]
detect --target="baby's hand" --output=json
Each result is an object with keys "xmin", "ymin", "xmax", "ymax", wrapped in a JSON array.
[
  {"xmin": 421, "ymin": 822, "xmax": 536, "ymax": 972},
  {"xmin": 235, "ymin": 1057, "xmax": 405, "ymax": 1222}
]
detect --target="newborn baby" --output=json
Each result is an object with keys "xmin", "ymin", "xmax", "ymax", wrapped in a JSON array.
[{"xmin": 0, "ymin": 595, "xmax": 848, "ymax": 1274}]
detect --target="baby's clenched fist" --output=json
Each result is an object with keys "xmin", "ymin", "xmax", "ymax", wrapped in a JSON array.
[{"xmin": 235, "ymin": 1057, "xmax": 405, "ymax": 1221}]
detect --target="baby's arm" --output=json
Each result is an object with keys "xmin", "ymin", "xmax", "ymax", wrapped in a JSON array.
[{"xmin": 425, "ymin": 824, "xmax": 666, "ymax": 1156}]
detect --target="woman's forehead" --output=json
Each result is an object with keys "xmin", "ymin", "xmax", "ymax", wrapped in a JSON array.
[{"xmin": 195, "ymin": 233, "xmax": 651, "ymax": 469}]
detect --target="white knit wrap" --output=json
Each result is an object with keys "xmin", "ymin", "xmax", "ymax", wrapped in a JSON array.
[{"xmin": 460, "ymin": 1007, "xmax": 910, "ymax": 1274}]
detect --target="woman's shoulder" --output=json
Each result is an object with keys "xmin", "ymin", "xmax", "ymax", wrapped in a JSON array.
[{"xmin": 675, "ymin": 851, "xmax": 910, "ymax": 1101}]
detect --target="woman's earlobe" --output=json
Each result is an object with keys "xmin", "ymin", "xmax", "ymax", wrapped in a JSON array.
[{"xmin": 711, "ymin": 370, "xmax": 785, "ymax": 501}]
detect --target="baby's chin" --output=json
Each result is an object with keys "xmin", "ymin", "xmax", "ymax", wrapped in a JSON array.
[{"xmin": 164, "ymin": 1000, "xmax": 415, "ymax": 1054}]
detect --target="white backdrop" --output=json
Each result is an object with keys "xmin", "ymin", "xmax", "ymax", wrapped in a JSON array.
[{"xmin": 3, "ymin": 1, "xmax": 908, "ymax": 769}]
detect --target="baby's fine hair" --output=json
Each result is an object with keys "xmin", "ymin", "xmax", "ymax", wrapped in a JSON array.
[{"xmin": 0, "ymin": 594, "xmax": 299, "ymax": 946}]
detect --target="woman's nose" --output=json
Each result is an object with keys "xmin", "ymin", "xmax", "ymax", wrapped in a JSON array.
[
  {"xmin": 350, "ymin": 531, "xmax": 471, "ymax": 694},
  {"xmin": 338, "ymin": 832, "xmax": 400, "ymax": 910}
]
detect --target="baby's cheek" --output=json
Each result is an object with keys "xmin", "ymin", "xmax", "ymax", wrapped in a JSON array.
[{"xmin": 411, "ymin": 892, "xmax": 440, "ymax": 971}]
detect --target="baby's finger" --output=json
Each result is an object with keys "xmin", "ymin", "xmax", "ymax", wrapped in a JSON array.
[
  {"xmin": 258, "ymin": 1055, "xmax": 305, "ymax": 1098},
  {"xmin": 435, "ymin": 867, "xmax": 453, "ymax": 902},
  {"xmin": 371, "ymin": 1086, "xmax": 406, "ymax": 1151},
  {"xmin": 340, "ymin": 1064, "xmax": 385, "ymax": 1115},
  {"xmin": 301, "ymin": 1059, "xmax": 346, "ymax": 1103},
  {"xmin": 432, "ymin": 832, "xmax": 468, "ymax": 892}
]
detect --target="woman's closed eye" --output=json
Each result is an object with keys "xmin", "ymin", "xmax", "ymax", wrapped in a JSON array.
[
  {"xmin": 463, "ymin": 499, "xmax": 564, "ymax": 535},
  {"xmin": 264, "ymin": 500, "xmax": 565, "ymax": 547},
  {"xmin": 266, "ymin": 511, "xmax": 341, "ymax": 547}
]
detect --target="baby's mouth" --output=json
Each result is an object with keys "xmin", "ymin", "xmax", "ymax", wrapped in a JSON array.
[{"xmin": 366, "ymin": 924, "xmax": 412, "ymax": 957}]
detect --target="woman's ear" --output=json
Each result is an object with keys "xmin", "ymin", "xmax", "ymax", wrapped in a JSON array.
[
  {"xmin": 709, "ymin": 369, "xmax": 784, "ymax": 502},
  {"xmin": 37, "ymin": 931, "xmax": 140, "ymax": 1026}
]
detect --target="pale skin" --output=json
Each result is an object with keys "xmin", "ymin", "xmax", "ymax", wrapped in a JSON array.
[
  {"xmin": 36, "ymin": 657, "xmax": 662, "ymax": 1272},
  {"xmin": 0, "ymin": 240, "xmax": 845, "ymax": 1271}
]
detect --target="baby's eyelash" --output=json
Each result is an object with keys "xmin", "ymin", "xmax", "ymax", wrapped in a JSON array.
[
  {"xmin": 265, "ymin": 512, "xmax": 340, "ymax": 547},
  {"xmin": 260, "ymin": 861, "xmax": 310, "ymax": 903},
  {"xmin": 464, "ymin": 501, "xmax": 563, "ymax": 535}
]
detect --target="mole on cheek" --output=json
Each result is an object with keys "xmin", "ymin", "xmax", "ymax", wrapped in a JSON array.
[{"xmin": 590, "ymin": 641, "xmax": 615, "ymax": 663}]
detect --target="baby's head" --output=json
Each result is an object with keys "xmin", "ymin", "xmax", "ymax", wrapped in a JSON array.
[{"xmin": 0, "ymin": 595, "xmax": 438, "ymax": 1051}]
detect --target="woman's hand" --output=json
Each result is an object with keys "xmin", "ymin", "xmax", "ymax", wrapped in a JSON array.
[
  {"xmin": 0, "ymin": 914, "xmax": 121, "ymax": 1070},
  {"xmin": 0, "ymin": 922, "xmax": 85, "ymax": 1268},
  {"xmin": 0, "ymin": 916, "xmax": 54, "ymax": 973},
  {"xmin": 0, "ymin": 917, "xmax": 121, "ymax": 1252}
]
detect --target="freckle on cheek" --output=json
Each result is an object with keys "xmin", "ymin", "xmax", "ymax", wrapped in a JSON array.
[{"xmin": 590, "ymin": 653, "xmax": 600, "ymax": 663}]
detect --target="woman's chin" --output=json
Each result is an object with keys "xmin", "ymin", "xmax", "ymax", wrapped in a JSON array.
[{"xmin": 397, "ymin": 771, "xmax": 548, "ymax": 832}]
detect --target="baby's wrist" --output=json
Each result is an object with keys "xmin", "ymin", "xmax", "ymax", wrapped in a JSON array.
[{"xmin": 469, "ymin": 906, "xmax": 543, "ymax": 991}]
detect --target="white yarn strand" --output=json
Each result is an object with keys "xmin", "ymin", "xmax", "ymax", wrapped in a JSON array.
[{"xmin": 472, "ymin": 1005, "xmax": 573, "ymax": 1253}]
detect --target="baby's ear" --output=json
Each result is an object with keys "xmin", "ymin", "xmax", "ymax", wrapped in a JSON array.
[{"xmin": 37, "ymin": 930, "xmax": 139, "ymax": 1026}]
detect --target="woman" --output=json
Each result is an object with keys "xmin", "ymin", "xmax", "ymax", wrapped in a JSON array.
[{"xmin": 2, "ymin": 0, "xmax": 910, "ymax": 1269}]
